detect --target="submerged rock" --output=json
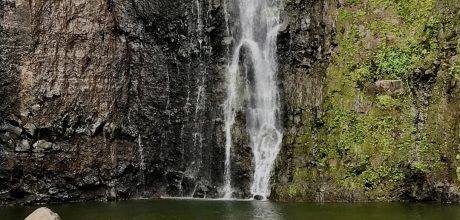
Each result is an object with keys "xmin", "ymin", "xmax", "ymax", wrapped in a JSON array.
[{"xmin": 24, "ymin": 207, "xmax": 60, "ymax": 220}]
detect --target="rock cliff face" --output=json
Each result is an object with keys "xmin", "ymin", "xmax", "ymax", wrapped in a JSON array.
[
  {"xmin": 0, "ymin": 0, "xmax": 230, "ymax": 205},
  {"xmin": 0, "ymin": 0, "xmax": 338, "ymax": 205},
  {"xmin": 273, "ymin": 0, "xmax": 460, "ymax": 203},
  {"xmin": 2, "ymin": 0, "xmax": 460, "ymax": 205}
]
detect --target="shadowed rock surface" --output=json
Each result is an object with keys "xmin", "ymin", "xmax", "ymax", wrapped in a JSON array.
[{"xmin": 0, "ymin": 0, "xmax": 229, "ymax": 205}]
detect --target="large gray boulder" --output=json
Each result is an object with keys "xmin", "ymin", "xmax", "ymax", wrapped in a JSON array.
[{"xmin": 24, "ymin": 207, "xmax": 60, "ymax": 220}]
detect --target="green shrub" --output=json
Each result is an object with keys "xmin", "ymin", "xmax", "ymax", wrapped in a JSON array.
[{"xmin": 374, "ymin": 48, "xmax": 412, "ymax": 80}]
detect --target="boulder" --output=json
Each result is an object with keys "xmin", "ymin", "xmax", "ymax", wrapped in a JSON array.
[{"xmin": 24, "ymin": 207, "xmax": 60, "ymax": 220}]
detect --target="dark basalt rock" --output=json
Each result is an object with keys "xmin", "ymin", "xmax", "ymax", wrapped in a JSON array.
[
  {"xmin": 192, "ymin": 181, "xmax": 218, "ymax": 199},
  {"xmin": 253, "ymin": 195, "xmax": 264, "ymax": 201},
  {"xmin": 0, "ymin": 0, "xmax": 228, "ymax": 205}
]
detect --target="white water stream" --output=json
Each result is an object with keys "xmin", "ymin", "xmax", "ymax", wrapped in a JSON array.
[{"xmin": 223, "ymin": 0, "xmax": 283, "ymax": 199}]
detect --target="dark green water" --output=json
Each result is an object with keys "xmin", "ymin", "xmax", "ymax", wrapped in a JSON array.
[{"xmin": 2, "ymin": 199, "xmax": 460, "ymax": 220}]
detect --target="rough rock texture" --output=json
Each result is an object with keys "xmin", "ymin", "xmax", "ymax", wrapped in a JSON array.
[
  {"xmin": 272, "ymin": 0, "xmax": 460, "ymax": 203},
  {"xmin": 3, "ymin": 0, "xmax": 460, "ymax": 206},
  {"xmin": 0, "ymin": 0, "xmax": 228, "ymax": 205},
  {"xmin": 25, "ymin": 207, "xmax": 60, "ymax": 220},
  {"xmin": 271, "ymin": 0, "xmax": 337, "ymax": 200},
  {"xmin": 0, "ymin": 0, "xmax": 337, "ymax": 204}
]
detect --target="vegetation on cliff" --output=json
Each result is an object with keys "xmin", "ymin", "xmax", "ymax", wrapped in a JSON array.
[{"xmin": 274, "ymin": 0, "xmax": 460, "ymax": 202}]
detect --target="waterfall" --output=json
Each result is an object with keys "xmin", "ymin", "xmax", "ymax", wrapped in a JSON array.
[
  {"xmin": 224, "ymin": 0, "xmax": 283, "ymax": 199},
  {"xmin": 138, "ymin": 134, "xmax": 146, "ymax": 191}
]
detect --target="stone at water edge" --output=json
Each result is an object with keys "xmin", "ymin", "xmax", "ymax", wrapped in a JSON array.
[
  {"xmin": 254, "ymin": 195, "xmax": 265, "ymax": 200},
  {"xmin": 25, "ymin": 207, "xmax": 61, "ymax": 220}
]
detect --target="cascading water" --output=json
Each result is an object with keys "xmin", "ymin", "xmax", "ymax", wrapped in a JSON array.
[
  {"xmin": 224, "ymin": 0, "xmax": 283, "ymax": 199},
  {"xmin": 138, "ymin": 134, "xmax": 146, "ymax": 192}
]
